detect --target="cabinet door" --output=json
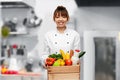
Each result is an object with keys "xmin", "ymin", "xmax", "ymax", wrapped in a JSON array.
[
  {"xmin": 2, "ymin": 76, "xmax": 21, "ymax": 80},
  {"xmin": 23, "ymin": 76, "xmax": 32, "ymax": 80},
  {"xmin": 32, "ymin": 76, "xmax": 41, "ymax": 80}
]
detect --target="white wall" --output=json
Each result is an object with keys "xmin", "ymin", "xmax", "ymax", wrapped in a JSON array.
[
  {"xmin": 34, "ymin": 0, "xmax": 78, "ymax": 19},
  {"xmin": 75, "ymin": 7, "xmax": 120, "ymax": 36},
  {"xmin": 23, "ymin": 0, "xmax": 36, "ymax": 8}
]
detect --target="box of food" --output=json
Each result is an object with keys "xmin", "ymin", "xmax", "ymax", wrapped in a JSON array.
[{"xmin": 47, "ymin": 65, "xmax": 80, "ymax": 80}]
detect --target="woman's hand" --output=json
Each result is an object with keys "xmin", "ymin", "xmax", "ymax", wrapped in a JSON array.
[
  {"xmin": 43, "ymin": 64, "xmax": 48, "ymax": 69},
  {"xmin": 77, "ymin": 60, "xmax": 80, "ymax": 65}
]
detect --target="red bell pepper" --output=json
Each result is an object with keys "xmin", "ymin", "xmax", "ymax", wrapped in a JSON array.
[{"xmin": 45, "ymin": 58, "xmax": 56, "ymax": 66}]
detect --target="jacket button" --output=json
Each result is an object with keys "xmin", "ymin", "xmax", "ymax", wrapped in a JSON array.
[
  {"xmin": 55, "ymin": 42, "xmax": 57, "ymax": 44},
  {"xmin": 67, "ymin": 42, "xmax": 69, "ymax": 44},
  {"xmin": 55, "ymin": 34, "xmax": 57, "ymax": 36},
  {"xmin": 66, "ymin": 33, "xmax": 68, "ymax": 36}
]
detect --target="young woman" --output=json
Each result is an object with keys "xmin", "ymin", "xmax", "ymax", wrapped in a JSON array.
[{"xmin": 43, "ymin": 6, "xmax": 80, "ymax": 67}]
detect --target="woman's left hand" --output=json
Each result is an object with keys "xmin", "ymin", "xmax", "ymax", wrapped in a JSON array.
[{"xmin": 77, "ymin": 60, "xmax": 80, "ymax": 65}]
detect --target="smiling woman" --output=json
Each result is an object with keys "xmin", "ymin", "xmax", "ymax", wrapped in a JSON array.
[{"xmin": 41, "ymin": 6, "xmax": 80, "ymax": 70}]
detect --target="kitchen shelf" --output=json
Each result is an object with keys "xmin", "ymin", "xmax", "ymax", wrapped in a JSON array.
[
  {"xmin": 0, "ymin": 57, "xmax": 6, "ymax": 61},
  {"xmin": 9, "ymin": 31, "xmax": 28, "ymax": 35},
  {"xmin": 1, "ymin": 2, "xmax": 31, "ymax": 8}
]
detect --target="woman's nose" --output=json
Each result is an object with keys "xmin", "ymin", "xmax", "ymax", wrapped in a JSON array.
[{"xmin": 59, "ymin": 17, "xmax": 63, "ymax": 20}]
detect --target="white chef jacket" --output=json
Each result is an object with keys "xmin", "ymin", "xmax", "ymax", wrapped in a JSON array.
[
  {"xmin": 43, "ymin": 28, "xmax": 80, "ymax": 57},
  {"xmin": 39, "ymin": 28, "xmax": 80, "ymax": 66}
]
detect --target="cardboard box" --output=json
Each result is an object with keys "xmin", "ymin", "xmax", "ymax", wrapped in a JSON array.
[{"xmin": 47, "ymin": 65, "xmax": 80, "ymax": 80}]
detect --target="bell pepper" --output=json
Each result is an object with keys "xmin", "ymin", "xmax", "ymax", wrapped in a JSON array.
[{"xmin": 45, "ymin": 58, "xmax": 56, "ymax": 66}]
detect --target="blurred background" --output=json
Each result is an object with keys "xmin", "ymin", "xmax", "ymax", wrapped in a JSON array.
[{"xmin": 0, "ymin": 0, "xmax": 120, "ymax": 80}]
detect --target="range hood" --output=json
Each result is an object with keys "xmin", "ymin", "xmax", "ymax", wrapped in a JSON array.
[
  {"xmin": 1, "ymin": 1, "xmax": 31, "ymax": 8},
  {"xmin": 75, "ymin": 0, "xmax": 120, "ymax": 6}
]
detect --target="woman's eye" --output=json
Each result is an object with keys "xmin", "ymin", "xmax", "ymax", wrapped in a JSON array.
[
  {"xmin": 61, "ymin": 15, "xmax": 66, "ymax": 18},
  {"xmin": 55, "ymin": 16, "xmax": 59, "ymax": 18}
]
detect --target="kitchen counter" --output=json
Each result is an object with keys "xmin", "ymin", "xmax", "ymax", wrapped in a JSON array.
[{"xmin": 1, "ymin": 72, "xmax": 42, "ymax": 80}]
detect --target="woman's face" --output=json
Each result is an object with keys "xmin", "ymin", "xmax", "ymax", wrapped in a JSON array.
[{"xmin": 54, "ymin": 13, "xmax": 68, "ymax": 28}]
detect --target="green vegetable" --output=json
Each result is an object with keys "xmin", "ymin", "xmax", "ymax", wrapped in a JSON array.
[
  {"xmin": 48, "ymin": 54, "xmax": 56, "ymax": 58},
  {"xmin": 78, "ymin": 51, "xmax": 86, "ymax": 58},
  {"xmin": 48, "ymin": 53, "xmax": 63, "ymax": 60}
]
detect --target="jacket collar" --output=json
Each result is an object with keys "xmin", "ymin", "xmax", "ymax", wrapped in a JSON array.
[{"xmin": 55, "ymin": 27, "xmax": 68, "ymax": 34}]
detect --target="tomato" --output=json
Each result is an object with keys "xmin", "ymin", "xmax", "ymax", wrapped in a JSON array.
[
  {"xmin": 45, "ymin": 58, "xmax": 56, "ymax": 66},
  {"xmin": 65, "ymin": 59, "xmax": 72, "ymax": 66},
  {"xmin": 8, "ymin": 70, "xmax": 13, "ymax": 74},
  {"xmin": 11, "ymin": 70, "xmax": 18, "ymax": 74},
  {"xmin": 4, "ymin": 70, "xmax": 17, "ymax": 74},
  {"xmin": 4, "ymin": 71, "xmax": 9, "ymax": 74}
]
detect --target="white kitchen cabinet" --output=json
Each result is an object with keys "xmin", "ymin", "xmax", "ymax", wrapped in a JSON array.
[
  {"xmin": 23, "ymin": 76, "xmax": 41, "ymax": 80},
  {"xmin": 1, "ymin": 75, "xmax": 21, "ymax": 80},
  {"xmin": 32, "ymin": 76, "xmax": 41, "ymax": 80},
  {"xmin": 22, "ymin": 76, "xmax": 31, "ymax": 80},
  {"xmin": 1, "ymin": 75, "xmax": 41, "ymax": 80}
]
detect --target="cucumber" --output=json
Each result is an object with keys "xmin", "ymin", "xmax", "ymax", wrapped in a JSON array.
[{"xmin": 78, "ymin": 51, "xmax": 86, "ymax": 58}]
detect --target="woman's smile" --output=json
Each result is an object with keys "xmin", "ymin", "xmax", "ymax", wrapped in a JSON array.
[
  {"xmin": 58, "ymin": 21, "xmax": 64, "ymax": 25},
  {"xmin": 55, "ymin": 16, "xmax": 68, "ymax": 28}
]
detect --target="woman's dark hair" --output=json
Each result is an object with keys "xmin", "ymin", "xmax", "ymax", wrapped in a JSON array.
[{"xmin": 53, "ymin": 6, "xmax": 69, "ymax": 21}]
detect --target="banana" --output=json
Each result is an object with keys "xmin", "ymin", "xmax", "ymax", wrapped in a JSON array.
[
  {"xmin": 65, "ymin": 52, "xmax": 70, "ymax": 60},
  {"xmin": 60, "ymin": 49, "xmax": 66, "ymax": 60}
]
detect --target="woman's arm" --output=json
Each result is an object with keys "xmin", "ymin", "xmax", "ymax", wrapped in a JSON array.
[
  {"xmin": 40, "ymin": 34, "xmax": 50, "ymax": 68},
  {"xmin": 73, "ymin": 33, "xmax": 80, "ymax": 57}
]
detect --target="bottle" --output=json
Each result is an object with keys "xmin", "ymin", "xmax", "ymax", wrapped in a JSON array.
[
  {"xmin": 12, "ymin": 44, "xmax": 18, "ymax": 56},
  {"xmin": 8, "ymin": 44, "xmax": 19, "ymax": 71},
  {"xmin": 23, "ymin": 45, "xmax": 27, "ymax": 60}
]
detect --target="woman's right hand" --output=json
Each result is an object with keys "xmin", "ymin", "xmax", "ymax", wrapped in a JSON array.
[{"xmin": 43, "ymin": 64, "xmax": 48, "ymax": 69}]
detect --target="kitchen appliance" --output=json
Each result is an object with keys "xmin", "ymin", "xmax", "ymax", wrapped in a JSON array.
[{"xmin": 83, "ymin": 31, "xmax": 120, "ymax": 80}]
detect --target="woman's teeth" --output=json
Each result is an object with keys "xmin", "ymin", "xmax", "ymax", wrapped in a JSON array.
[{"xmin": 58, "ymin": 22, "xmax": 64, "ymax": 25}]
